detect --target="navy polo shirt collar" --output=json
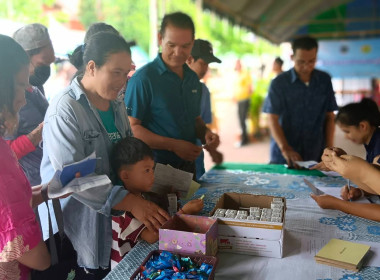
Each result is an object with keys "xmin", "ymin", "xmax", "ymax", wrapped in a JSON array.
[
  {"xmin": 154, "ymin": 54, "xmax": 168, "ymax": 75},
  {"xmin": 290, "ymin": 68, "xmax": 320, "ymax": 84}
]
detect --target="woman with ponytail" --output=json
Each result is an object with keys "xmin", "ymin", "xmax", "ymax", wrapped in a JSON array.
[{"xmin": 40, "ymin": 31, "xmax": 169, "ymax": 279}]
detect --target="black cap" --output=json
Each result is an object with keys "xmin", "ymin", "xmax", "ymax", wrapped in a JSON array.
[{"xmin": 191, "ymin": 39, "xmax": 221, "ymax": 64}]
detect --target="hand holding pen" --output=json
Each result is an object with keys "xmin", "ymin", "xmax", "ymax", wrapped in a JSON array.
[{"xmin": 340, "ymin": 182, "xmax": 363, "ymax": 201}]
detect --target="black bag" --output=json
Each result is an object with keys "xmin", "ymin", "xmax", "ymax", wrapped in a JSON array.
[
  {"xmin": 31, "ymin": 199, "xmax": 110, "ymax": 280},
  {"xmin": 31, "ymin": 199, "xmax": 78, "ymax": 280}
]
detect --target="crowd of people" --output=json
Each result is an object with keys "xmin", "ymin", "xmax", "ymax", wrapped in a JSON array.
[{"xmin": 0, "ymin": 10, "xmax": 379, "ymax": 280}]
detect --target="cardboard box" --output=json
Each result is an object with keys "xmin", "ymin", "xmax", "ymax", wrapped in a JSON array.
[
  {"xmin": 159, "ymin": 214, "xmax": 218, "ymax": 256},
  {"xmin": 210, "ymin": 192, "xmax": 286, "ymax": 258}
]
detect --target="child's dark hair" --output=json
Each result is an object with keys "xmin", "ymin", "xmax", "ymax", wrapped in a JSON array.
[
  {"xmin": 110, "ymin": 136, "xmax": 154, "ymax": 174},
  {"xmin": 69, "ymin": 31, "xmax": 131, "ymax": 74},
  {"xmin": 336, "ymin": 98, "xmax": 380, "ymax": 127}
]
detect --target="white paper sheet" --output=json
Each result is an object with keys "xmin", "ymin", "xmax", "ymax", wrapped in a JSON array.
[
  {"xmin": 295, "ymin": 160, "xmax": 341, "ymax": 177},
  {"xmin": 319, "ymin": 186, "xmax": 371, "ymax": 204},
  {"xmin": 151, "ymin": 163, "xmax": 194, "ymax": 198}
]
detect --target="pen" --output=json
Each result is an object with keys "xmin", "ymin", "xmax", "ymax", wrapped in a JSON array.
[{"xmin": 347, "ymin": 179, "xmax": 352, "ymax": 202}]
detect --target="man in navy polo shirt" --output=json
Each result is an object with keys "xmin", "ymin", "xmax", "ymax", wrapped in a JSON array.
[
  {"xmin": 125, "ymin": 12, "xmax": 220, "ymax": 176},
  {"xmin": 262, "ymin": 36, "xmax": 338, "ymax": 166}
]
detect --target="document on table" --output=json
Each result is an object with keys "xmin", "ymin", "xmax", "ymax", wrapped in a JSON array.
[
  {"xmin": 151, "ymin": 163, "xmax": 200, "ymax": 198},
  {"xmin": 318, "ymin": 186, "xmax": 371, "ymax": 204},
  {"xmin": 295, "ymin": 161, "xmax": 341, "ymax": 177},
  {"xmin": 304, "ymin": 179, "xmax": 325, "ymax": 195}
]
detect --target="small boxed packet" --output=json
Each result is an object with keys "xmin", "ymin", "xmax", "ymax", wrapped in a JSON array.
[{"xmin": 159, "ymin": 214, "xmax": 218, "ymax": 256}]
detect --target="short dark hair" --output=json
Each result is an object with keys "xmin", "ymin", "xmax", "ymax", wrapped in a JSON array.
[
  {"xmin": 0, "ymin": 35, "xmax": 29, "ymax": 136},
  {"xmin": 292, "ymin": 36, "xmax": 318, "ymax": 53},
  {"xmin": 160, "ymin": 12, "xmax": 195, "ymax": 38},
  {"xmin": 110, "ymin": 136, "xmax": 154, "ymax": 175},
  {"xmin": 84, "ymin": 22, "xmax": 119, "ymax": 44},
  {"xmin": 336, "ymin": 98, "xmax": 380, "ymax": 127},
  {"xmin": 274, "ymin": 57, "xmax": 283, "ymax": 66},
  {"xmin": 69, "ymin": 31, "xmax": 131, "ymax": 75}
]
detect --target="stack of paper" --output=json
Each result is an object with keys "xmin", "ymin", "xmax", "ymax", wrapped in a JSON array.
[
  {"xmin": 151, "ymin": 163, "xmax": 200, "ymax": 199},
  {"xmin": 315, "ymin": 238, "xmax": 370, "ymax": 272}
]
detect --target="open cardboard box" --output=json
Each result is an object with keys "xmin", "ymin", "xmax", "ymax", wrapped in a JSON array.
[
  {"xmin": 210, "ymin": 192, "xmax": 286, "ymax": 258},
  {"xmin": 159, "ymin": 214, "xmax": 218, "ymax": 256}
]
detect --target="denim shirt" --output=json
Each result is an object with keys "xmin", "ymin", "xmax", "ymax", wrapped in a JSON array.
[{"xmin": 40, "ymin": 77, "xmax": 131, "ymax": 269}]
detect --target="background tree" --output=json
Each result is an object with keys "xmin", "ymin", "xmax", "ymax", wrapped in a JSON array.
[
  {"xmin": 0, "ymin": 0, "xmax": 55, "ymax": 25},
  {"xmin": 78, "ymin": 0, "xmax": 279, "ymax": 57}
]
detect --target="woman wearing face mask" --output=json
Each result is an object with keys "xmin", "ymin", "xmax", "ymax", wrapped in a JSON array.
[
  {"xmin": 40, "ymin": 31, "xmax": 169, "ymax": 278},
  {"xmin": 0, "ymin": 34, "xmax": 51, "ymax": 280},
  {"xmin": 4, "ymin": 23, "xmax": 55, "ymax": 186}
]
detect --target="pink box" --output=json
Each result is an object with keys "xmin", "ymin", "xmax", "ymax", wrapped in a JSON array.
[{"xmin": 159, "ymin": 214, "xmax": 218, "ymax": 256}]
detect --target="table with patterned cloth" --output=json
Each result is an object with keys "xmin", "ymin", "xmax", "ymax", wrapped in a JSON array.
[{"xmin": 105, "ymin": 163, "xmax": 380, "ymax": 280}]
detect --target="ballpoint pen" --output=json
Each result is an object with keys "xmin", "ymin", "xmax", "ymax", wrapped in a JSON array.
[{"xmin": 347, "ymin": 179, "xmax": 352, "ymax": 201}]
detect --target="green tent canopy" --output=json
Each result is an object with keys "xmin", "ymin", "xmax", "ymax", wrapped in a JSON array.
[{"xmin": 202, "ymin": 0, "xmax": 380, "ymax": 43}]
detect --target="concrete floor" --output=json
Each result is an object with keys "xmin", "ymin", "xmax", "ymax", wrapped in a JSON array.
[{"xmin": 204, "ymin": 100, "xmax": 366, "ymax": 171}]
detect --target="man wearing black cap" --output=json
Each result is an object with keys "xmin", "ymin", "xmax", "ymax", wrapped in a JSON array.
[{"xmin": 187, "ymin": 39, "xmax": 223, "ymax": 179}]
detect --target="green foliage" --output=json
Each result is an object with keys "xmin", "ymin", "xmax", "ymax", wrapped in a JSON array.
[
  {"xmin": 0, "ymin": 0, "xmax": 279, "ymax": 57},
  {"xmin": 249, "ymin": 78, "xmax": 271, "ymax": 133},
  {"xmin": 77, "ymin": 0, "xmax": 279, "ymax": 56},
  {"xmin": 79, "ymin": 0, "xmax": 150, "ymax": 53},
  {"xmin": 54, "ymin": 11, "xmax": 69, "ymax": 24},
  {"xmin": 0, "ymin": 0, "xmax": 52, "ymax": 24}
]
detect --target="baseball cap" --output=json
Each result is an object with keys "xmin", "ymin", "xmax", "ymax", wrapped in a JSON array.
[
  {"xmin": 13, "ymin": 23, "xmax": 51, "ymax": 51},
  {"xmin": 191, "ymin": 39, "xmax": 221, "ymax": 64}
]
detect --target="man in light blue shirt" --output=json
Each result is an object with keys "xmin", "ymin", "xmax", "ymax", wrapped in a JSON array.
[
  {"xmin": 262, "ymin": 36, "xmax": 338, "ymax": 166},
  {"xmin": 125, "ymin": 12, "xmax": 220, "ymax": 177}
]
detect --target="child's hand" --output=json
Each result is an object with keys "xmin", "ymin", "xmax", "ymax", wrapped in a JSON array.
[
  {"xmin": 310, "ymin": 194, "xmax": 340, "ymax": 209},
  {"xmin": 182, "ymin": 199, "xmax": 204, "ymax": 215},
  {"xmin": 340, "ymin": 186, "xmax": 363, "ymax": 201}
]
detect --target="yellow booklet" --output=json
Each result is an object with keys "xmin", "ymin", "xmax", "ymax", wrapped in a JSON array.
[{"xmin": 315, "ymin": 239, "xmax": 370, "ymax": 272}]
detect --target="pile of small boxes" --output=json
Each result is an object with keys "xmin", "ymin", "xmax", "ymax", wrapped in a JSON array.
[{"xmin": 213, "ymin": 197, "xmax": 284, "ymax": 223}]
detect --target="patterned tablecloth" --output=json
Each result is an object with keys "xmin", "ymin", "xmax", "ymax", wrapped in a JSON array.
[{"xmin": 105, "ymin": 164, "xmax": 380, "ymax": 280}]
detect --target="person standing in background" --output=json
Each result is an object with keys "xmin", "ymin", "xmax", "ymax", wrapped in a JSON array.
[
  {"xmin": 186, "ymin": 39, "xmax": 223, "ymax": 180},
  {"xmin": 233, "ymin": 59, "xmax": 253, "ymax": 148},
  {"xmin": 262, "ymin": 36, "xmax": 338, "ymax": 166},
  {"xmin": 5, "ymin": 23, "xmax": 55, "ymax": 185},
  {"xmin": 272, "ymin": 57, "xmax": 284, "ymax": 76}
]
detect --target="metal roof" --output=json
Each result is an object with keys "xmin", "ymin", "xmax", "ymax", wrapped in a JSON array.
[{"xmin": 202, "ymin": 0, "xmax": 380, "ymax": 43}]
